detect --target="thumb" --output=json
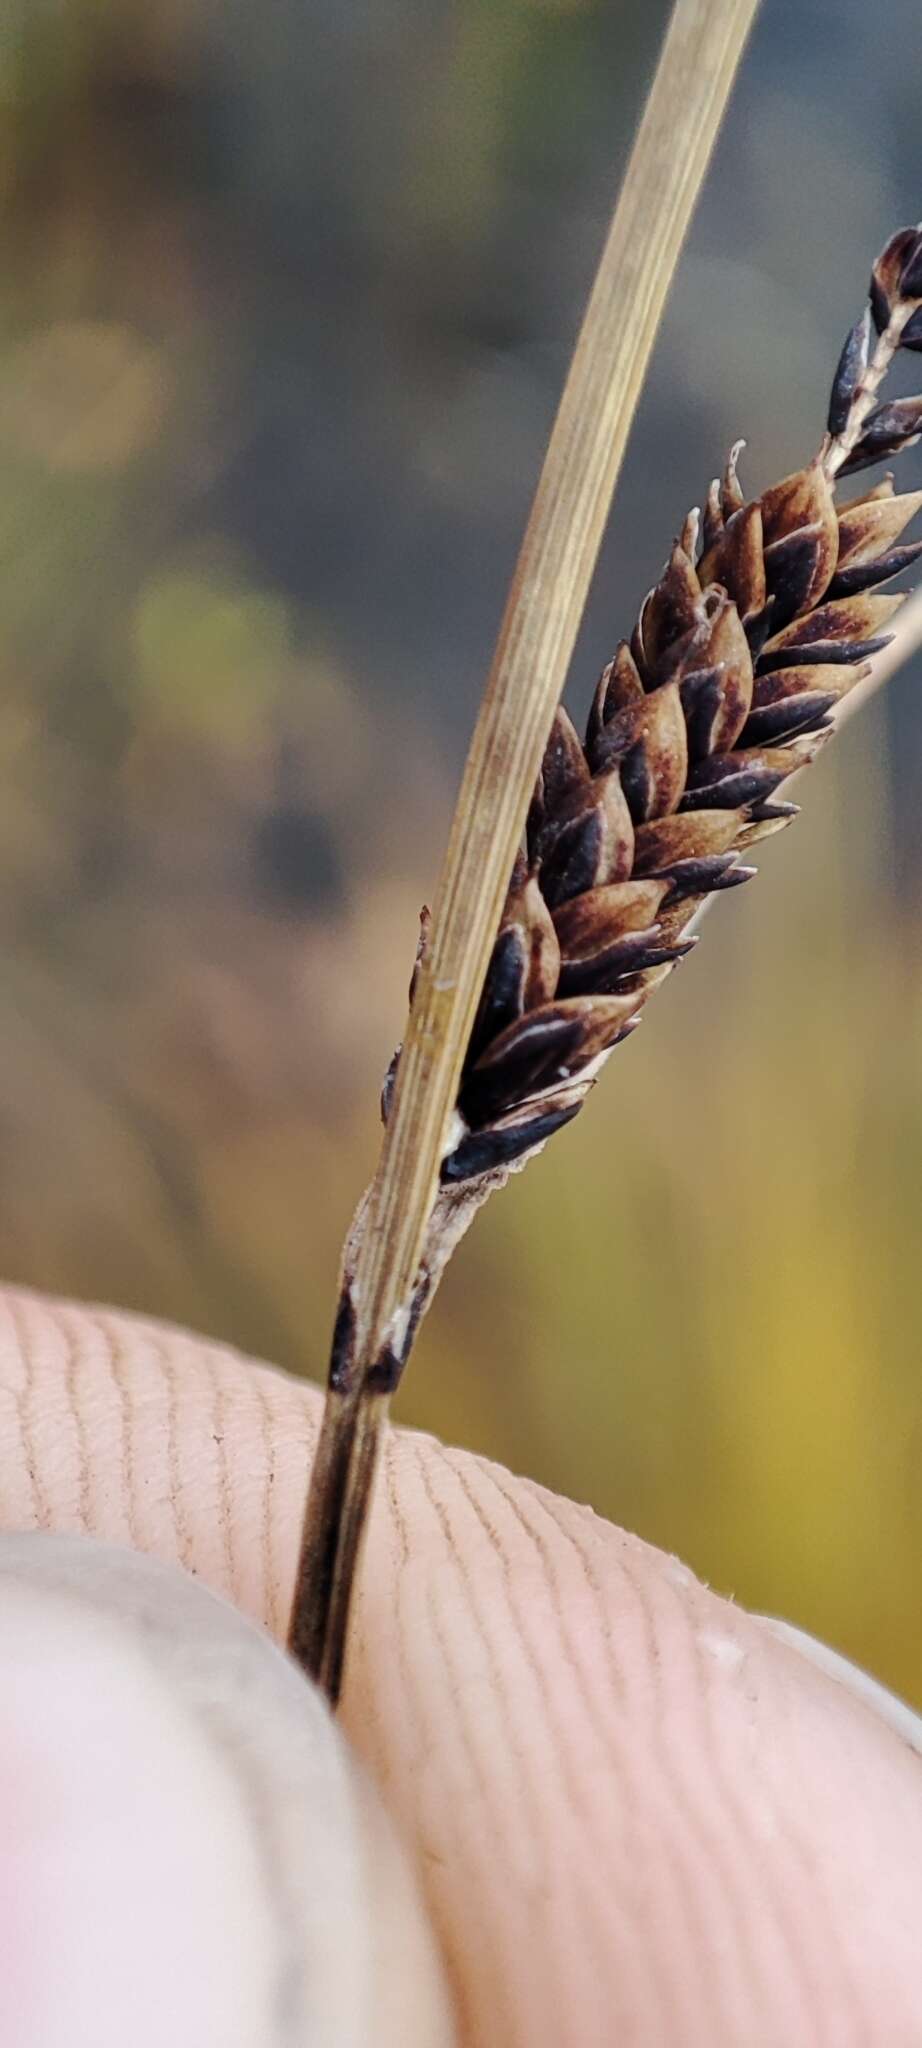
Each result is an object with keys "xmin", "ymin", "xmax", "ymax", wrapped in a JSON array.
[{"xmin": 0, "ymin": 1531, "xmax": 453, "ymax": 2048}]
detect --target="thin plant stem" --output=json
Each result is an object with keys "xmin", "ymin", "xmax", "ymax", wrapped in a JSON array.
[{"xmin": 288, "ymin": 0, "xmax": 760, "ymax": 1705}]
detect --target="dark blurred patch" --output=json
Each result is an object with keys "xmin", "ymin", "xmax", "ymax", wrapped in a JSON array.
[
  {"xmin": 250, "ymin": 803, "xmax": 344, "ymax": 916},
  {"xmin": 86, "ymin": 69, "xmax": 236, "ymax": 198}
]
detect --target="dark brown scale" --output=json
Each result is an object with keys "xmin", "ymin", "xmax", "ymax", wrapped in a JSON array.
[
  {"xmin": 827, "ymin": 541, "xmax": 922, "ymax": 598},
  {"xmin": 838, "ymin": 397, "xmax": 922, "ymax": 474},
  {"xmin": 468, "ymin": 925, "xmax": 532, "ymax": 1062},
  {"xmin": 589, "ymin": 934, "xmax": 697, "ymax": 996},
  {"xmin": 758, "ymin": 634, "xmax": 892, "ymax": 672},
  {"xmin": 680, "ymin": 754, "xmax": 792, "ymax": 812},
  {"xmin": 742, "ymin": 691, "xmax": 837, "ymax": 746},
  {"xmin": 869, "ymin": 226, "xmax": 922, "ymax": 331},
  {"xmin": 827, "ymin": 310, "xmax": 871, "ymax": 437},
  {"xmin": 440, "ymin": 1100, "xmax": 582, "ymax": 1185},
  {"xmin": 556, "ymin": 924, "xmax": 665, "ymax": 996},
  {"xmin": 660, "ymin": 853, "xmax": 746, "ymax": 900}
]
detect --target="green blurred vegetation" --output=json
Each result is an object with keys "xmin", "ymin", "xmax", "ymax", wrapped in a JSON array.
[{"xmin": 1, "ymin": 0, "xmax": 921, "ymax": 1702}]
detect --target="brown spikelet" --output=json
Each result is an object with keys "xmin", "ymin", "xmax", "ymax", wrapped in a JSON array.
[{"xmin": 413, "ymin": 227, "xmax": 922, "ymax": 1193}]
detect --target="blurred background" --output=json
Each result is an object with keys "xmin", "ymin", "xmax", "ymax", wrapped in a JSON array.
[{"xmin": 2, "ymin": 0, "xmax": 921, "ymax": 1700}]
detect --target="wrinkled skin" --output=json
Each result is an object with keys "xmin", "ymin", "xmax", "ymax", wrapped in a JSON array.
[{"xmin": 1, "ymin": 1286, "xmax": 921, "ymax": 2046}]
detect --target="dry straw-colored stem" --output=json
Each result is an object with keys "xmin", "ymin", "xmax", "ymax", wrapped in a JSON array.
[{"xmin": 289, "ymin": 0, "xmax": 760, "ymax": 1703}]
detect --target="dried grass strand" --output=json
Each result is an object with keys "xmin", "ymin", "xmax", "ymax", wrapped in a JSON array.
[{"xmin": 289, "ymin": 0, "xmax": 760, "ymax": 1702}]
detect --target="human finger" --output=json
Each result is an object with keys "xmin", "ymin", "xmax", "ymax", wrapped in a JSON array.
[{"xmin": 1, "ymin": 1286, "xmax": 921, "ymax": 2045}]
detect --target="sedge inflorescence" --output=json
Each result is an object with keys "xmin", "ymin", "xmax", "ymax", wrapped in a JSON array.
[{"xmin": 432, "ymin": 226, "xmax": 922, "ymax": 1190}]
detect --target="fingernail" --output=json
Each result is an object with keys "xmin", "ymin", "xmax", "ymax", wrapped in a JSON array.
[
  {"xmin": 0, "ymin": 1532, "xmax": 454, "ymax": 2048},
  {"xmin": 758, "ymin": 1614, "xmax": 922, "ymax": 1757}
]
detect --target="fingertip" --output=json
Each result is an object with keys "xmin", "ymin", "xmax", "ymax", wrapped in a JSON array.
[{"xmin": 345, "ymin": 1437, "xmax": 922, "ymax": 2045}]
